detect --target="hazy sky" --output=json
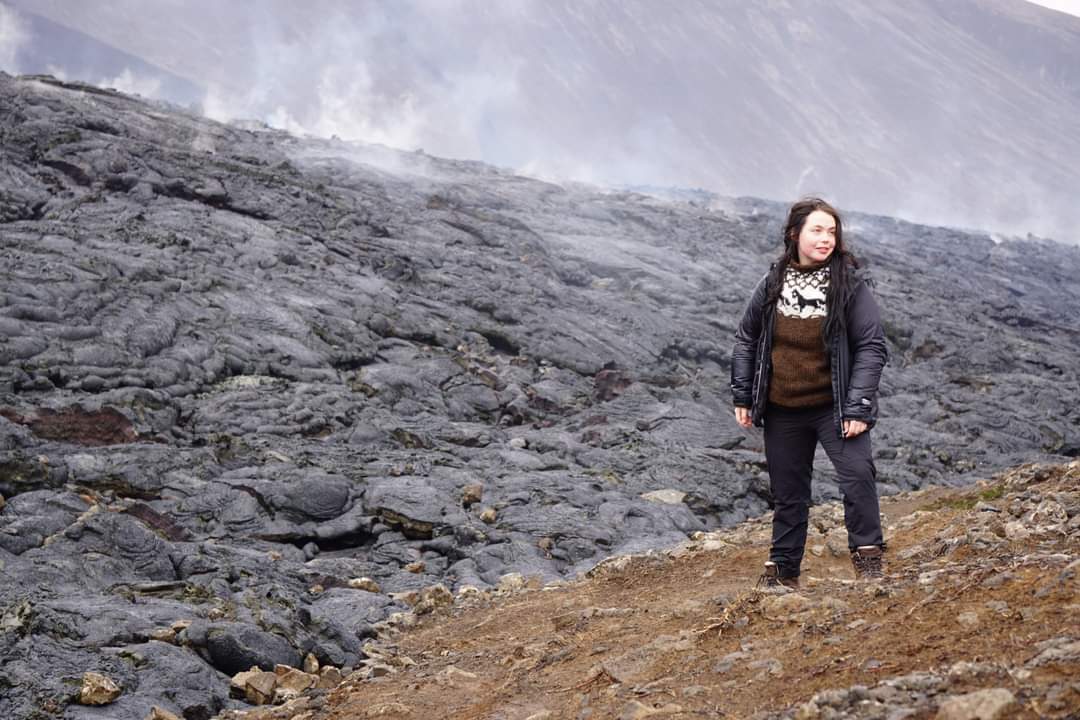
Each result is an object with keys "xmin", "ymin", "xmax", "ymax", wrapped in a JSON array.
[
  {"xmin": 1, "ymin": 0, "xmax": 1078, "ymax": 244},
  {"xmin": 1028, "ymin": 0, "xmax": 1080, "ymax": 15}
]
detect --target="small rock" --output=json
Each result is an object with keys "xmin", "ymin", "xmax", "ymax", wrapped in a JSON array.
[
  {"xmin": 1003, "ymin": 521, "xmax": 1031, "ymax": 541},
  {"xmin": 640, "ymin": 489, "xmax": 686, "ymax": 505},
  {"xmin": 273, "ymin": 667, "xmax": 318, "ymax": 703},
  {"xmin": 390, "ymin": 590, "xmax": 420, "ymax": 607},
  {"xmin": 498, "ymin": 573, "xmax": 526, "ymax": 592},
  {"xmin": 825, "ymin": 527, "xmax": 849, "ymax": 557},
  {"xmin": 1030, "ymin": 499, "xmax": 1068, "ymax": 526},
  {"xmin": 479, "ymin": 507, "xmax": 498, "ymax": 524},
  {"xmin": 78, "ymin": 672, "xmax": 122, "ymax": 705},
  {"xmin": 317, "ymin": 666, "xmax": 343, "ymax": 689},
  {"xmin": 414, "ymin": 583, "xmax": 454, "ymax": 614},
  {"xmin": 461, "ymin": 482, "xmax": 484, "ymax": 507},
  {"xmin": 441, "ymin": 665, "xmax": 478, "ymax": 681},
  {"xmin": 244, "ymin": 671, "xmax": 278, "ymax": 705},
  {"xmin": 1025, "ymin": 638, "xmax": 1080, "ymax": 667},
  {"xmin": 525, "ymin": 712, "xmax": 553, "ymax": 720},
  {"xmin": 667, "ymin": 544, "xmax": 692, "ymax": 559},
  {"xmin": 748, "ymin": 657, "xmax": 784, "ymax": 677},
  {"xmin": 347, "ymin": 577, "xmax": 381, "ymax": 593},
  {"xmin": 365, "ymin": 703, "xmax": 413, "ymax": 715},
  {"xmin": 385, "ymin": 611, "xmax": 418, "ymax": 629},
  {"xmin": 1044, "ymin": 681, "xmax": 1080, "ymax": 714},
  {"xmin": 145, "ymin": 707, "xmax": 182, "ymax": 720},
  {"xmin": 935, "ymin": 687, "xmax": 1014, "ymax": 719},
  {"xmin": 713, "ymin": 650, "xmax": 748, "ymax": 674},
  {"xmin": 947, "ymin": 661, "xmax": 997, "ymax": 679},
  {"xmin": 538, "ymin": 536, "xmax": 554, "ymax": 551},
  {"xmin": 230, "ymin": 667, "xmax": 262, "ymax": 698},
  {"xmin": 830, "ymin": 598, "xmax": 865, "ymax": 617},
  {"xmin": 809, "ymin": 544, "xmax": 825, "ymax": 557},
  {"xmin": 456, "ymin": 585, "xmax": 488, "ymax": 602},
  {"xmin": 682, "ymin": 685, "xmax": 708, "ymax": 697},
  {"xmin": 899, "ymin": 543, "xmax": 925, "ymax": 560},
  {"xmin": 884, "ymin": 670, "xmax": 945, "ymax": 693},
  {"xmin": 980, "ymin": 572, "xmax": 1014, "ymax": 589},
  {"xmin": 588, "ymin": 554, "xmax": 635, "ymax": 576},
  {"xmin": 552, "ymin": 610, "xmax": 581, "ymax": 631},
  {"xmin": 303, "ymin": 652, "xmax": 320, "ymax": 675},
  {"xmin": 794, "ymin": 699, "xmax": 823, "ymax": 719},
  {"xmin": 957, "ymin": 611, "xmax": 980, "ymax": 629},
  {"xmin": 364, "ymin": 662, "xmax": 396, "ymax": 678},
  {"xmin": 404, "ymin": 560, "xmax": 426, "ymax": 573},
  {"xmin": 618, "ymin": 700, "xmax": 684, "ymax": 719},
  {"xmin": 362, "ymin": 640, "xmax": 391, "ymax": 659},
  {"xmin": 863, "ymin": 582, "xmax": 889, "ymax": 598},
  {"xmin": 0, "ymin": 494, "xmax": 5, "ymax": 511},
  {"xmin": 761, "ymin": 593, "xmax": 814, "ymax": 619},
  {"xmin": 509, "ymin": 437, "xmax": 528, "ymax": 449},
  {"xmin": 149, "ymin": 626, "xmax": 177, "ymax": 644},
  {"xmin": 869, "ymin": 685, "xmax": 903, "ymax": 704}
]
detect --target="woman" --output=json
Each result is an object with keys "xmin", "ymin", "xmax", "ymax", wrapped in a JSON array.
[{"xmin": 730, "ymin": 197, "xmax": 889, "ymax": 588}]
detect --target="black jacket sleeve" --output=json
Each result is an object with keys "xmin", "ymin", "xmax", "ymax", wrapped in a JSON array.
[
  {"xmin": 730, "ymin": 273, "xmax": 769, "ymax": 408},
  {"xmin": 841, "ymin": 281, "xmax": 889, "ymax": 422}
]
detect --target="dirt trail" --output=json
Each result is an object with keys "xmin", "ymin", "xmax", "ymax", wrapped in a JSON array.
[{"xmin": 223, "ymin": 463, "xmax": 1080, "ymax": 719}]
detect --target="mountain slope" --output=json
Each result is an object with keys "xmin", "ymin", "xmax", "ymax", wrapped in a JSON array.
[{"xmin": 0, "ymin": 74, "xmax": 1078, "ymax": 719}]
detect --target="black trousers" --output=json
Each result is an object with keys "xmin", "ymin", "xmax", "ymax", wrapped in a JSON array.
[{"xmin": 763, "ymin": 402, "xmax": 883, "ymax": 577}]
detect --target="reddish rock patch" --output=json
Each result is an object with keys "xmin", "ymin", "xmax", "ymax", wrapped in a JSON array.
[
  {"xmin": 594, "ymin": 368, "xmax": 633, "ymax": 402},
  {"xmin": 0, "ymin": 406, "xmax": 138, "ymax": 445}
]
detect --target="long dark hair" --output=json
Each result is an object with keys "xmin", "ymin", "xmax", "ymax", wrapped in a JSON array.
[{"xmin": 765, "ymin": 197, "xmax": 860, "ymax": 343}]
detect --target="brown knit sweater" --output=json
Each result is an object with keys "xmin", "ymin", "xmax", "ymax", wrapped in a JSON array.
[{"xmin": 768, "ymin": 261, "xmax": 832, "ymax": 408}]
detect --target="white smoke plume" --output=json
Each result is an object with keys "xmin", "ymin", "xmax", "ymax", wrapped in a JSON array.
[{"xmin": 0, "ymin": 4, "xmax": 29, "ymax": 73}]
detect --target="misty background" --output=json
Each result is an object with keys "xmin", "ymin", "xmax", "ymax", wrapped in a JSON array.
[{"xmin": 1, "ymin": 0, "xmax": 1078, "ymax": 244}]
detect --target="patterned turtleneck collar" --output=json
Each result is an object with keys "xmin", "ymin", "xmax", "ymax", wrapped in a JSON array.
[{"xmin": 777, "ymin": 261, "xmax": 830, "ymax": 319}]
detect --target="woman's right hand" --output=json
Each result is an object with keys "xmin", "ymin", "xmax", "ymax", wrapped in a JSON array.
[{"xmin": 734, "ymin": 406, "xmax": 752, "ymax": 428}]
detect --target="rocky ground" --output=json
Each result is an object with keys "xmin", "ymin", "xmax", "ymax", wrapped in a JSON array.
[
  {"xmin": 220, "ymin": 461, "xmax": 1080, "ymax": 720},
  {"xmin": 0, "ymin": 72, "xmax": 1079, "ymax": 719}
]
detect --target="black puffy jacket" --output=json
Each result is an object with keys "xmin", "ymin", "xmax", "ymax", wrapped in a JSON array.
[{"xmin": 729, "ymin": 264, "xmax": 889, "ymax": 438}]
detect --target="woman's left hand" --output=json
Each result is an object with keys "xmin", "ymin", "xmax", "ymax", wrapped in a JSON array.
[{"xmin": 843, "ymin": 419, "xmax": 868, "ymax": 438}]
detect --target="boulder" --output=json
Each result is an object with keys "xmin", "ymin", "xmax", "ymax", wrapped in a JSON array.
[
  {"xmin": 78, "ymin": 671, "xmax": 122, "ymax": 705},
  {"xmin": 935, "ymin": 688, "xmax": 1015, "ymax": 720},
  {"xmin": 206, "ymin": 623, "xmax": 301, "ymax": 676}
]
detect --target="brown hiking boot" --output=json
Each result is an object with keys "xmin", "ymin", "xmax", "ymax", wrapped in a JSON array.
[
  {"xmin": 756, "ymin": 561, "xmax": 799, "ymax": 591},
  {"xmin": 851, "ymin": 545, "xmax": 884, "ymax": 580}
]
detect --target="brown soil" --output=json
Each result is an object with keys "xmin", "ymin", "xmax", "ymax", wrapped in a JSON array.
[{"xmin": 230, "ymin": 464, "xmax": 1080, "ymax": 720}]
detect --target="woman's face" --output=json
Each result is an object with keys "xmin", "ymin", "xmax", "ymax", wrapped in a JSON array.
[{"xmin": 795, "ymin": 209, "xmax": 837, "ymax": 265}]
